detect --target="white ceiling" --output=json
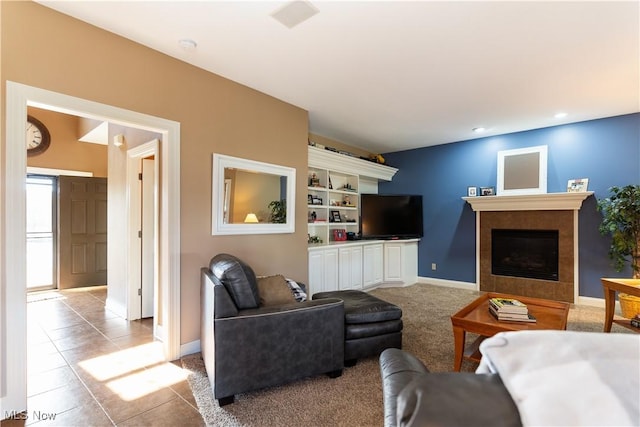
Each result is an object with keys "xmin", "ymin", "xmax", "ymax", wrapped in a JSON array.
[{"xmin": 38, "ymin": 1, "xmax": 639, "ymax": 154}]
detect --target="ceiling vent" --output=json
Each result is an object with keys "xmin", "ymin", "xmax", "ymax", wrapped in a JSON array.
[{"xmin": 271, "ymin": 0, "xmax": 319, "ymax": 29}]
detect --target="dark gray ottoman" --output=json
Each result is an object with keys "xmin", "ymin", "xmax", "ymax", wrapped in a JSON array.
[{"xmin": 313, "ymin": 290, "xmax": 403, "ymax": 365}]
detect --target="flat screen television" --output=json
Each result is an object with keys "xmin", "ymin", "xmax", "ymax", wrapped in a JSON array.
[{"xmin": 360, "ymin": 194, "xmax": 423, "ymax": 239}]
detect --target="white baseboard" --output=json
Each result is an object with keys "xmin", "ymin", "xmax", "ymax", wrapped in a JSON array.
[
  {"xmin": 577, "ymin": 295, "xmax": 617, "ymax": 310},
  {"xmin": 416, "ymin": 278, "xmax": 611, "ymax": 309},
  {"xmin": 181, "ymin": 340, "xmax": 201, "ymax": 357},
  {"xmin": 417, "ymin": 276, "xmax": 477, "ymax": 291}
]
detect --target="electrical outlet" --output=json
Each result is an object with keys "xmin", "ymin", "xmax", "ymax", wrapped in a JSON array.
[{"xmin": 431, "ymin": 263, "xmax": 437, "ymax": 270}]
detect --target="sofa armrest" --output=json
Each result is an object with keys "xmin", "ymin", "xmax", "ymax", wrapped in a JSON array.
[
  {"xmin": 380, "ymin": 348, "xmax": 430, "ymax": 427},
  {"xmin": 397, "ymin": 373, "xmax": 521, "ymax": 427}
]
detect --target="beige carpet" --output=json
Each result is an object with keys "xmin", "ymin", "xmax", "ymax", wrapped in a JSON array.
[{"xmin": 181, "ymin": 283, "xmax": 632, "ymax": 427}]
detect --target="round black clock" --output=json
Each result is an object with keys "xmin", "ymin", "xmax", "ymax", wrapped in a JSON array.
[{"xmin": 26, "ymin": 115, "xmax": 51, "ymax": 157}]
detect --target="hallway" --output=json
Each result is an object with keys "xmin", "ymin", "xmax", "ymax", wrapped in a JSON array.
[{"xmin": 2, "ymin": 286, "xmax": 203, "ymax": 426}]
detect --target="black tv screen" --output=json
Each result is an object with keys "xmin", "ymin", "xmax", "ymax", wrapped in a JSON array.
[{"xmin": 360, "ymin": 194, "xmax": 423, "ymax": 239}]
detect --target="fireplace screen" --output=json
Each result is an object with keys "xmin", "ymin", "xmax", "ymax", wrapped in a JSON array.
[{"xmin": 491, "ymin": 229, "xmax": 559, "ymax": 281}]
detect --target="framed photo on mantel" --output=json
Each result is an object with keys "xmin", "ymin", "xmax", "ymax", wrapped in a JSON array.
[{"xmin": 567, "ymin": 178, "xmax": 589, "ymax": 192}]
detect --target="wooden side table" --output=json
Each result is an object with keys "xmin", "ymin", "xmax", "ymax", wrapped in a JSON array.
[{"xmin": 601, "ymin": 278, "xmax": 640, "ymax": 332}]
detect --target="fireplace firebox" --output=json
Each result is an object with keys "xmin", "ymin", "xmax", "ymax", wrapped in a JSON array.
[{"xmin": 491, "ymin": 229, "xmax": 559, "ymax": 281}]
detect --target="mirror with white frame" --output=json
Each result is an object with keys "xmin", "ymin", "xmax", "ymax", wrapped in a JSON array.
[
  {"xmin": 212, "ymin": 154, "xmax": 296, "ymax": 235},
  {"xmin": 497, "ymin": 145, "xmax": 548, "ymax": 195}
]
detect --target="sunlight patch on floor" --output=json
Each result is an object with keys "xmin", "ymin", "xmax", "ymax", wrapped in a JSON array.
[
  {"xmin": 78, "ymin": 341, "xmax": 189, "ymax": 401},
  {"xmin": 105, "ymin": 360, "xmax": 190, "ymax": 401},
  {"xmin": 27, "ymin": 290, "xmax": 66, "ymax": 303},
  {"xmin": 78, "ymin": 341, "xmax": 164, "ymax": 381}
]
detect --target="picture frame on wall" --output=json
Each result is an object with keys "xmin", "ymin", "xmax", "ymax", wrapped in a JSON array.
[
  {"xmin": 330, "ymin": 210, "xmax": 342, "ymax": 222},
  {"xmin": 567, "ymin": 178, "xmax": 589, "ymax": 192},
  {"xmin": 497, "ymin": 145, "xmax": 548, "ymax": 195}
]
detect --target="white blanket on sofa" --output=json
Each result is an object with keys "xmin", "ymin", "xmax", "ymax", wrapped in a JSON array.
[{"xmin": 476, "ymin": 330, "xmax": 640, "ymax": 427}]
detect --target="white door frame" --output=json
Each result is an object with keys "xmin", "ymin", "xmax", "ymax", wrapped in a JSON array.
[
  {"xmin": 127, "ymin": 141, "xmax": 160, "ymax": 333},
  {"xmin": 3, "ymin": 81, "xmax": 181, "ymax": 413}
]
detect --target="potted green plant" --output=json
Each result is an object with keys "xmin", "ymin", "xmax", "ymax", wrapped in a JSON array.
[
  {"xmin": 597, "ymin": 185, "xmax": 640, "ymax": 278},
  {"xmin": 268, "ymin": 200, "xmax": 286, "ymax": 224}
]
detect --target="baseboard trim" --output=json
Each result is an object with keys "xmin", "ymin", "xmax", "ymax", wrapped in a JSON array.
[
  {"xmin": 417, "ymin": 277, "xmax": 477, "ymax": 291},
  {"xmin": 416, "ymin": 277, "xmax": 611, "ymax": 308},
  {"xmin": 181, "ymin": 340, "xmax": 201, "ymax": 357},
  {"xmin": 577, "ymin": 295, "xmax": 615, "ymax": 310}
]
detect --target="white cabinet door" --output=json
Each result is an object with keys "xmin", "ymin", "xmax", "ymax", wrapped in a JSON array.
[
  {"xmin": 308, "ymin": 250, "xmax": 325, "ymax": 294},
  {"xmin": 384, "ymin": 243, "xmax": 404, "ymax": 282},
  {"xmin": 309, "ymin": 248, "xmax": 340, "ymax": 294},
  {"xmin": 339, "ymin": 246, "xmax": 363, "ymax": 290},
  {"xmin": 363, "ymin": 243, "xmax": 383, "ymax": 288},
  {"xmin": 324, "ymin": 248, "xmax": 339, "ymax": 292}
]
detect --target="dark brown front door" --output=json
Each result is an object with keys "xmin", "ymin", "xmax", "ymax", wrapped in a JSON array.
[{"xmin": 58, "ymin": 176, "xmax": 107, "ymax": 289}]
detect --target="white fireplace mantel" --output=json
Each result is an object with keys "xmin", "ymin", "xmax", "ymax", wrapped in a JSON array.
[{"xmin": 463, "ymin": 191, "xmax": 594, "ymax": 212}]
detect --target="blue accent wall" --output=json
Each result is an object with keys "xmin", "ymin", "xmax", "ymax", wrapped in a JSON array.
[{"xmin": 380, "ymin": 113, "xmax": 640, "ymax": 298}]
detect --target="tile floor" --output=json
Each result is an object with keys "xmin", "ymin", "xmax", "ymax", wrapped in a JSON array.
[{"xmin": 1, "ymin": 286, "xmax": 204, "ymax": 426}]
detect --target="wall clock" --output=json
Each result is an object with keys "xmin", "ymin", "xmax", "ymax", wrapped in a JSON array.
[{"xmin": 26, "ymin": 115, "xmax": 51, "ymax": 157}]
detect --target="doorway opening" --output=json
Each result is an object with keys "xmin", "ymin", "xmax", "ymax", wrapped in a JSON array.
[
  {"xmin": 4, "ymin": 81, "xmax": 181, "ymax": 414},
  {"xmin": 26, "ymin": 175, "xmax": 57, "ymax": 291}
]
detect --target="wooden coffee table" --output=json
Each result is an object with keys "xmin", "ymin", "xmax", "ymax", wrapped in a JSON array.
[{"xmin": 450, "ymin": 292, "xmax": 570, "ymax": 371}]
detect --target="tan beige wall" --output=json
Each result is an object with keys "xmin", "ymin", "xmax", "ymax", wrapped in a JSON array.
[
  {"xmin": 1, "ymin": 1, "xmax": 309, "ymax": 345},
  {"xmin": 27, "ymin": 107, "xmax": 108, "ymax": 177}
]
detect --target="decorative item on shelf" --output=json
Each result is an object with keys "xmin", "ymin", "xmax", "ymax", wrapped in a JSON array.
[
  {"xmin": 308, "ymin": 235, "xmax": 323, "ymax": 244},
  {"xmin": 567, "ymin": 178, "xmax": 589, "ymax": 192},
  {"xmin": 597, "ymin": 185, "xmax": 640, "ymax": 279},
  {"xmin": 369, "ymin": 153, "xmax": 385, "ymax": 164},
  {"xmin": 328, "ymin": 176, "xmax": 333, "ymax": 189},
  {"xmin": 308, "ymin": 211, "xmax": 317, "ymax": 223},
  {"xmin": 312, "ymin": 196, "xmax": 323, "ymax": 205},
  {"xmin": 309, "ymin": 173, "xmax": 320, "ymax": 187},
  {"xmin": 244, "ymin": 213, "xmax": 259, "ymax": 223},
  {"xmin": 342, "ymin": 195, "xmax": 355, "ymax": 207},
  {"xmin": 480, "ymin": 187, "xmax": 495, "ymax": 196},
  {"xmin": 467, "ymin": 186, "xmax": 477, "ymax": 197},
  {"xmin": 333, "ymin": 229, "xmax": 347, "ymax": 241},
  {"xmin": 330, "ymin": 210, "xmax": 342, "ymax": 223},
  {"xmin": 346, "ymin": 231, "xmax": 357, "ymax": 240},
  {"xmin": 340, "ymin": 183, "xmax": 357, "ymax": 192},
  {"xmin": 307, "ymin": 194, "xmax": 313, "ymax": 205}
]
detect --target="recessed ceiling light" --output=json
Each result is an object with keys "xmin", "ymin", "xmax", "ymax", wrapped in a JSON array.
[
  {"xmin": 178, "ymin": 39, "xmax": 197, "ymax": 51},
  {"xmin": 472, "ymin": 127, "xmax": 486, "ymax": 133},
  {"xmin": 554, "ymin": 112, "xmax": 568, "ymax": 119}
]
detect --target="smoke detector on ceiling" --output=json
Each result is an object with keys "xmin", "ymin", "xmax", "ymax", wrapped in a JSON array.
[
  {"xmin": 271, "ymin": 0, "xmax": 319, "ymax": 29},
  {"xmin": 178, "ymin": 39, "xmax": 198, "ymax": 51}
]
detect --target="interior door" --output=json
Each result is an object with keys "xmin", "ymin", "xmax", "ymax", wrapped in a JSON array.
[{"xmin": 58, "ymin": 176, "xmax": 108, "ymax": 288}]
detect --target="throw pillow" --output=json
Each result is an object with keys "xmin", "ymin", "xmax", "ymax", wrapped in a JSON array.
[
  {"xmin": 285, "ymin": 278, "xmax": 307, "ymax": 302},
  {"xmin": 257, "ymin": 275, "xmax": 296, "ymax": 306}
]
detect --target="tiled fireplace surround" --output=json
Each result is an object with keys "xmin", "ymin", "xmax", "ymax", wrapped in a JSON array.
[
  {"xmin": 465, "ymin": 192, "xmax": 593, "ymax": 304},
  {"xmin": 480, "ymin": 210, "xmax": 574, "ymax": 302}
]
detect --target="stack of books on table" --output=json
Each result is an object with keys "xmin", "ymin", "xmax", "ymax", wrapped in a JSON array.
[{"xmin": 489, "ymin": 297, "xmax": 536, "ymax": 323}]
